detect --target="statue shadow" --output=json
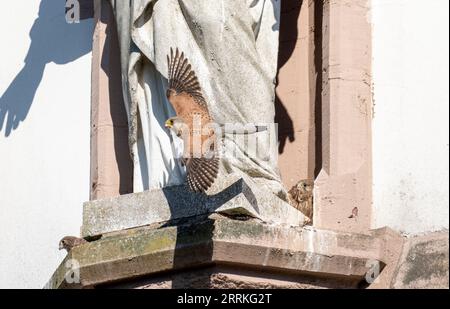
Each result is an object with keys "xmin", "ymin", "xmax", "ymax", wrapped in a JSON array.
[
  {"xmin": 275, "ymin": 0, "xmax": 302, "ymax": 154},
  {"xmin": 0, "ymin": 0, "xmax": 94, "ymax": 137},
  {"xmin": 313, "ymin": 0, "xmax": 323, "ymax": 177},
  {"xmin": 161, "ymin": 177, "xmax": 259, "ymax": 288}
]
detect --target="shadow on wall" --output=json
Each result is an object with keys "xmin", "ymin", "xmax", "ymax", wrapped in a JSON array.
[
  {"xmin": 0, "ymin": 0, "xmax": 94, "ymax": 137},
  {"xmin": 99, "ymin": 1, "xmax": 134, "ymax": 195},
  {"xmin": 275, "ymin": 0, "xmax": 301, "ymax": 154}
]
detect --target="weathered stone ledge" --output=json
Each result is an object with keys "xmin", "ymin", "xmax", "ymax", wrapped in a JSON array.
[
  {"xmin": 82, "ymin": 177, "xmax": 308, "ymax": 238},
  {"xmin": 46, "ymin": 215, "xmax": 414, "ymax": 289}
]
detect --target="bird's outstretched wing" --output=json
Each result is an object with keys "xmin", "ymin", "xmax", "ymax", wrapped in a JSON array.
[
  {"xmin": 167, "ymin": 48, "xmax": 209, "ymax": 113},
  {"xmin": 185, "ymin": 157, "xmax": 220, "ymax": 193},
  {"xmin": 166, "ymin": 48, "xmax": 218, "ymax": 193}
]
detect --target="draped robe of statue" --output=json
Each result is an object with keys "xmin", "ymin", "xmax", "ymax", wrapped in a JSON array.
[{"xmin": 109, "ymin": 0, "xmax": 287, "ymax": 200}]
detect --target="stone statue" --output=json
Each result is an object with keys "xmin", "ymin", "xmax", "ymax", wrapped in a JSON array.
[{"xmin": 109, "ymin": 0, "xmax": 288, "ymax": 201}]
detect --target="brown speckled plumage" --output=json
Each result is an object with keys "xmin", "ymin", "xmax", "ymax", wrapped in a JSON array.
[
  {"xmin": 59, "ymin": 236, "xmax": 87, "ymax": 252},
  {"xmin": 166, "ymin": 48, "xmax": 219, "ymax": 193},
  {"xmin": 288, "ymin": 179, "xmax": 314, "ymax": 225}
]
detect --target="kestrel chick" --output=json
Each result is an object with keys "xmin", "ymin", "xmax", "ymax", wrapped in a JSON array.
[
  {"xmin": 59, "ymin": 236, "xmax": 87, "ymax": 252},
  {"xmin": 288, "ymin": 179, "xmax": 314, "ymax": 225}
]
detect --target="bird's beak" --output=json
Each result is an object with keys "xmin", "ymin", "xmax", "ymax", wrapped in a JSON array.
[
  {"xmin": 58, "ymin": 242, "xmax": 64, "ymax": 250},
  {"xmin": 165, "ymin": 120, "xmax": 172, "ymax": 128}
]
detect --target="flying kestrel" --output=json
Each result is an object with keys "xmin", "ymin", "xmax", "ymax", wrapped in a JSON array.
[{"xmin": 165, "ymin": 48, "xmax": 220, "ymax": 193}]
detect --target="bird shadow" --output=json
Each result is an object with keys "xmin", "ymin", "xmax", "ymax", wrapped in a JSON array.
[{"xmin": 0, "ymin": 0, "xmax": 93, "ymax": 137}]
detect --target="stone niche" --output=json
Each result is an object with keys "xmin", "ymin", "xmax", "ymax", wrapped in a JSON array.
[{"xmin": 48, "ymin": 0, "xmax": 449, "ymax": 290}]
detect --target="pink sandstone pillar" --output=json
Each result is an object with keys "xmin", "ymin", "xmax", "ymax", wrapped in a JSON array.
[
  {"xmin": 90, "ymin": 0, "xmax": 132, "ymax": 200},
  {"xmin": 313, "ymin": 0, "xmax": 373, "ymax": 232}
]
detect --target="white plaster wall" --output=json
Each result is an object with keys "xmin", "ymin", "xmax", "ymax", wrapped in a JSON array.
[
  {"xmin": 0, "ymin": 1, "xmax": 93, "ymax": 288},
  {"xmin": 372, "ymin": 0, "xmax": 449, "ymax": 234}
]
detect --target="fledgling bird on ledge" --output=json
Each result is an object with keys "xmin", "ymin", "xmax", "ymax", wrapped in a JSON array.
[
  {"xmin": 59, "ymin": 236, "xmax": 87, "ymax": 252},
  {"xmin": 288, "ymin": 179, "xmax": 314, "ymax": 225}
]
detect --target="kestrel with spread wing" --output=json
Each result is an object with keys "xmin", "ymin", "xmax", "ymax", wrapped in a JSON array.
[{"xmin": 165, "ymin": 48, "xmax": 219, "ymax": 193}]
